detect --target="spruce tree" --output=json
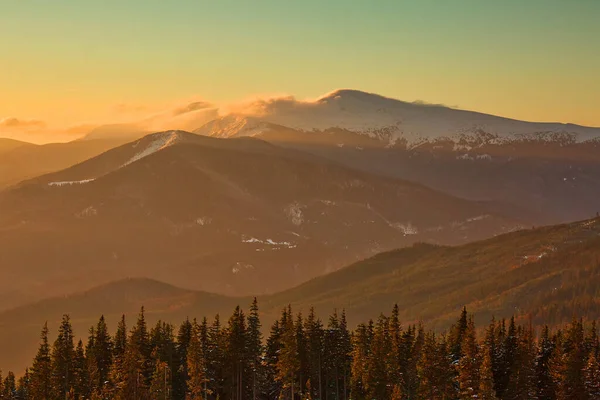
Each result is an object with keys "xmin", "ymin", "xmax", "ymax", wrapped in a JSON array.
[
  {"xmin": 149, "ymin": 348, "xmax": 172, "ymax": 400},
  {"xmin": 29, "ymin": 323, "xmax": 52, "ymax": 399},
  {"xmin": 350, "ymin": 322, "xmax": 371, "ymax": 399},
  {"xmin": 186, "ymin": 319, "xmax": 207, "ymax": 399},
  {"xmin": 116, "ymin": 308, "xmax": 151, "ymax": 400},
  {"xmin": 72, "ymin": 339, "xmax": 90, "ymax": 399},
  {"xmin": 3, "ymin": 371, "xmax": 16, "ymax": 399},
  {"xmin": 92, "ymin": 315, "xmax": 113, "ymax": 393},
  {"xmin": 207, "ymin": 314, "xmax": 226, "ymax": 398},
  {"xmin": 16, "ymin": 368, "xmax": 31, "ymax": 400},
  {"xmin": 295, "ymin": 312, "xmax": 309, "ymax": 397},
  {"xmin": 537, "ymin": 325, "xmax": 556, "ymax": 400},
  {"xmin": 246, "ymin": 298, "xmax": 264, "ymax": 400},
  {"xmin": 305, "ymin": 307, "xmax": 324, "ymax": 400},
  {"xmin": 51, "ymin": 314, "xmax": 76, "ymax": 399},
  {"xmin": 479, "ymin": 341, "xmax": 498, "ymax": 400},
  {"xmin": 174, "ymin": 318, "xmax": 193, "ymax": 399},
  {"xmin": 584, "ymin": 351, "xmax": 600, "ymax": 398},
  {"xmin": 365, "ymin": 314, "xmax": 390, "ymax": 399},
  {"xmin": 276, "ymin": 306, "xmax": 300, "ymax": 399},
  {"xmin": 109, "ymin": 315, "xmax": 128, "ymax": 397},
  {"xmin": 458, "ymin": 316, "xmax": 480, "ymax": 400},
  {"xmin": 265, "ymin": 318, "xmax": 283, "ymax": 399},
  {"xmin": 449, "ymin": 306, "xmax": 469, "ymax": 363},
  {"xmin": 556, "ymin": 319, "xmax": 587, "ymax": 399},
  {"xmin": 224, "ymin": 306, "xmax": 248, "ymax": 400}
]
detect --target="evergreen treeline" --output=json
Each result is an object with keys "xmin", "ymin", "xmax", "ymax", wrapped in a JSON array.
[{"xmin": 2, "ymin": 300, "xmax": 600, "ymax": 399}]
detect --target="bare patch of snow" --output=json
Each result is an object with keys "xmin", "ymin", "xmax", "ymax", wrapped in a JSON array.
[
  {"xmin": 76, "ymin": 206, "xmax": 97, "ymax": 218},
  {"xmin": 390, "ymin": 222, "xmax": 419, "ymax": 235},
  {"xmin": 196, "ymin": 217, "xmax": 212, "ymax": 226},
  {"xmin": 242, "ymin": 236, "xmax": 297, "ymax": 249},
  {"xmin": 49, "ymin": 179, "xmax": 95, "ymax": 187},
  {"xmin": 285, "ymin": 202, "xmax": 305, "ymax": 226},
  {"xmin": 123, "ymin": 131, "xmax": 180, "ymax": 167}
]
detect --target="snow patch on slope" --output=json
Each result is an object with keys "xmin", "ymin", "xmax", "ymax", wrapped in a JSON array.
[
  {"xmin": 123, "ymin": 131, "xmax": 181, "ymax": 167},
  {"xmin": 48, "ymin": 179, "xmax": 95, "ymax": 187}
]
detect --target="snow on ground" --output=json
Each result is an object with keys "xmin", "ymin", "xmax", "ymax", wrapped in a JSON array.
[
  {"xmin": 285, "ymin": 202, "xmax": 304, "ymax": 226},
  {"xmin": 48, "ymin": 179, "xmax": 95, "ymax": 187},
  {"xmin": 122, "ymin": 131, "xmax": 180, "ymax": 167},
  {"xmin": 242, "ymin": 236, "xmax": 297, "ymax": 248}
]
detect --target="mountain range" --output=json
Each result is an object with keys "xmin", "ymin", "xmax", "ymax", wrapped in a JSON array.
[
  {"xmin": 2, "ymin": 88, "xmax": 600, "ymax": 375},
  {"xmin": 0, "ymin": 130, "xmax": 521, "ymax": 310},
  {"xmin": 195, "ymin": 90, "xmax": 600, "ymax": 222}
]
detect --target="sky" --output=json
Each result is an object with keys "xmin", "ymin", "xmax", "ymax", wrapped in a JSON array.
[{"xmin": 1, "ymin": 0, "xmax": 599, "ymax": 142}]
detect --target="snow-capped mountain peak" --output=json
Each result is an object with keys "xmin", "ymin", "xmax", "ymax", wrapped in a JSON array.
[{"xmin": 195, "ymin": 89, "xmax": 600, "ymax": 146}]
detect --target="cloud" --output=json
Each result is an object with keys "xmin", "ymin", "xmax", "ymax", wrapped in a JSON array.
[
  {"xmin": 172, "ymin": 101, "xmax": 213, "ymax": 116},
  {"xmin": 412, "ymin": 100, "xmax": 456, "ymax": 109},
  {"xmin": 0, "ymin": 117, "xmax": 46, "ymax": 129}
]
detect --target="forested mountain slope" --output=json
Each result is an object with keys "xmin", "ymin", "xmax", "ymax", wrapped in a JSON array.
[{"xmin": 2, "ymin": 217, "xmax": 600, "ymax": 373}]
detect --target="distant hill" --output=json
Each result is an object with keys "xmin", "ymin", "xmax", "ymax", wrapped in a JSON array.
[
  {"xmin": 2, "ymin": 217, "xmax": 600, "ymax": 373},
  {"xmin": 0, "ymin": 137, "xmax": 132, "ymax": 189},
  {"xmin": 0, "ymin": 131, "xmax": 521, "ymax": 310},
  {"xmin": 0, "ymin": 138, "xmax": 33, "ymax": 154}
]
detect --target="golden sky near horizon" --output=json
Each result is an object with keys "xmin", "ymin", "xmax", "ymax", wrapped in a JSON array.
[{"xmin": 1, "ymin": 1, "xmax": 599, "ymax": 143}]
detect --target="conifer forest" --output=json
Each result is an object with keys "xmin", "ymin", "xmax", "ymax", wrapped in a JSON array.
[{"xmin": 1, "ymin": 300, "xmax": 599, "ymax": 400}]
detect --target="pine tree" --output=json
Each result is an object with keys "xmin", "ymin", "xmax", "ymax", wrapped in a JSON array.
[
  {"xmin": 29, "ymin": 323, "xmax": 52, "ymax": 399},
  {"xmin": 479, "ymin": 341, "xmax": 498, "ymax": 400},
  {"xmin": 276, "ymin": 306, "xmax": 300, "ymax": 399},
  {"xmin": 149, "ymin": 348, "xmax": 172, "ymax": 400},
  {"xmin": 187, "ymin": 319, "xmax": 207, "ymax": 399},
  {"xmin": 174, "ymin": 318, "xmax": 193, "ymax": 399},
  {"xmin": 350, "ymin": 322, "xmax": 371, "ymax": 399},
  {"xmin": 3, "ymin": 371, "xmax": 16, "ymax": 399},
  {"xmin": 555, "ymin": 319, "xmax": 588, "ymax": 399},
  {"xmin": 16, "ymin": 368, "xmax": 31, "ymax": 400},
  {"xmin": 132, "ymin": 307, "xmax": 152, "ymax": 383},
  {"xmin": 51, "ymin": 314, "xmax": 76, "ymax": 399},
  {"xmin": 72, "ymin": 339, "xmax": 90, "ymax": 399},
  {"xmin": 207, "ymin": 314, "xmax": 226, "ymax": 398},
  {"xmin": 388, "ymin": 304, "xmax": 402, "ymax": 393},
  {"xmin": 365, "ymin": 314, "xmax": 390, "ymax": 399},
  {"xmin": 505, "ymin": 324, "xmax": 537, "ymax": 400},
  {"xmin": 339, "ymin": 310, "xmax": 352, "ymax": 400},
  {"xmin": 92, "ymin": 315, "xmax": 113, "ymax": 393},
  {"xmin": 224, "ymin": 306, "xmax": 248, "ymax": 400},
  {"xmin": 458, "ymin": 315, "xmax": 480, "ymax": 400},
  {"xmin": 294, "ymin": 312, "xmax": 309, "ymax": 397},
  {"xmin": 537, "ymin": 325, "xmax": 557, "ymax": 400},
  {"xmin": 246, "ymin": 298, "xmax": 264, "ymax": 400},
  {"xmin": 305, "ymin": 308, "xmax": 324, "ymax": 400},
  {"xmin": 418, "ymin": 332, "xmax": 450, "ymax": 399},
  {"xmin": 265, "ymin": 318, "xmax": 284, "ymax": 399},
  {"xmin": 116, "ymin": 308, "xmax": 151, "ymax": 400},
  {"xmin": 584, "ymin": 351, "xmax": 600, "ymax": 399},
  {"xmin": 109, "ymin": 315, "xmax": 128, "ymax": 397},
  {"xmin": 449, "ymin": 306, "xmax": 469, "ymax": 363}
]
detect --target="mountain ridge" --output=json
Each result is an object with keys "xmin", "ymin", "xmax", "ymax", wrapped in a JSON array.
[{"xmin": 194, "ymin": 89, "xmax": 600, "ymax": 146}]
